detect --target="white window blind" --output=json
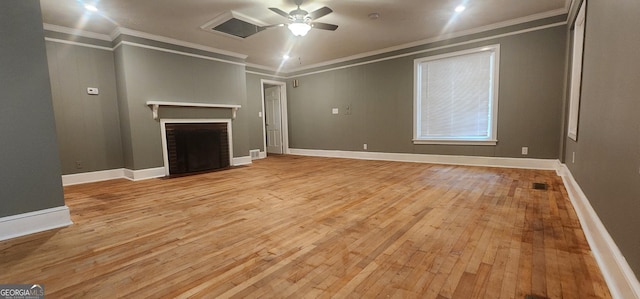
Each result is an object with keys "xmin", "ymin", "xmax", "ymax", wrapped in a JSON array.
[{"xmin": 414, "ymin": 45, "xmax": 499, "ymax": 145}]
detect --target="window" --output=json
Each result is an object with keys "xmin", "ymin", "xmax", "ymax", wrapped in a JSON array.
[
  {"xmin": 567, "ymin": 1, "xmax": 586, "ymax": 141},
  {"xmin": 414, "ymin": 45, "xmax": 500, "ymax": 145}
]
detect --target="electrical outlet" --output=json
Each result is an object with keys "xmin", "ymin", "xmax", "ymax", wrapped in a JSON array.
[
  {"xmin": 521, "ymin": 147, "xmax": 528, "ymax": 155},
  {"xmin": 75, "ymin": 161, "xmax": 83, "ymax": 169},
  {"xmin": 363, "ymin": 143, "xmax": 368, "ymax": 150},
  {"xmin": 332, "ymin": 108, "xmax": 339, "ymax": 115}
]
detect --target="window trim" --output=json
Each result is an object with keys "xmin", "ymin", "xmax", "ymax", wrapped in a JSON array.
[
  {"xmin": 567, "ymin": 1, "xmax": 586, "ymax": 141},
  {"xmin": 413, "ymin": 45, "xmax": 500, "ymax": 145}
]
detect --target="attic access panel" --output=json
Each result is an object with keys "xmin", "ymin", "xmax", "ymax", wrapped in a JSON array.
[
  {"xmin": 201, "ymin": 11, "xmax": 269, "ymax": 39},
  {"xmin": 213, "ymin": 18, "xmax": 266, "ymax": 38}
]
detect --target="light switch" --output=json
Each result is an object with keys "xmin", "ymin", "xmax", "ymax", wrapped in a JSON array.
[
  {"xmin": 87, "ymin": 87, "xmax": 99, "ymax": 95},
  {"xmin": 332, "ymin": 108, "xmax": 339, "ymax": 114}
]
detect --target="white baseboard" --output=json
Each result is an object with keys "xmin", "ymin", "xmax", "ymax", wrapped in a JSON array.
[
  {"xmin": 249, "ymin": 149, "xmax": 265, "ymax": 160},
  {"xmin": 62, "ymin": 168, "xmax": 165, "ymax": 186},
  {"xmin": 289, "ymin": 148, "xmax": 559, "ymax": 170},
  {"xmin": 123, "ymin": 167, "xmax": 166, "ymax": 181},
  {"xmin": 0, "ymin": 206, "xmax": 73, "ymax": 241},
  {"xmin": 62, "ymin": 168, "xmax": 125, "ymax": 186},
  {"xmin": 558, "ymin": 164, "xmax": 640, "ymax": 299},
  {"xmin": 232, "ymin": 156, "xmax": 252, "ymax": 166},
  {"xmin": 61, "ymin": 160, "xmax": 256, "ymax": 185}
]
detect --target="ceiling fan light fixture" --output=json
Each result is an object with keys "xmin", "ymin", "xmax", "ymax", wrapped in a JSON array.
[
  {"xmin": 84, "ymin": 4, "xmax": 98, "ymax": 12},
  {"xmin": 288, "ymin": 22, "xmax": 311, "ymax": 36}
]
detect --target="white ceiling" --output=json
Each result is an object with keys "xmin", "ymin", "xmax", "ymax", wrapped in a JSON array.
[{"xmin": 39, "ymin": 0, "xmax": 570, "ymax": 71}]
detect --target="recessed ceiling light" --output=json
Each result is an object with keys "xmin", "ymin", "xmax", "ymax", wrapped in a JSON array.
[
  {"xmin": 368, "ymin": 13, "xmax": 380, "ymax": 20},
  {"xmin": 84, "ymin": 4, "xmax": 98, "ymax": 12},
  {"xmin": 455, "ymin": 5, "xmax": 466, "ymax": 13},
  {"xmin": 283, "ymin": 55, "xmax": 290, "ymax": 60}
]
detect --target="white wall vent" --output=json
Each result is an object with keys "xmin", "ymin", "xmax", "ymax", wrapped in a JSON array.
[{"xmin": 250, "ymin": 149, "xmax": 261, "ymax": 160}]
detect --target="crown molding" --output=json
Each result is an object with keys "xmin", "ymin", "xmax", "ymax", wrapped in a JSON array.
[
  {"xmin": 43, "ymin": 23, "xmax": 112, "ymax": 41},
  {"xmin": 44, "ymin": 5, "xmax": 569, "ymax": 74},
  {"xmin": 111, "ymin": 27, "xmax": 247, "ymax": 60},
  {"xmin": 44, "ymin": 37, "xmax": 113, "ymax": 51},
  {"xmin": 289, "ymin": 21, "xmax": 564, "ymax": 79},
  {"xmin": 285, "ymin": 8, "xmax": 567, "ymax": 74},
  {"xmin": 245, "ymin": 69, "xmax": 288, "ymax": 79},
  {"xmin": 245, "ymin": 62, "xmax": 280, "ymax": 73},
  {"xmin": 45, "ymin": 24, "xmax": 249, "ymax": 62}
]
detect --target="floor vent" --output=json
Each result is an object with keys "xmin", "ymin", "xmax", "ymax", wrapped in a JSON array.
[
  {"xmin": 200, "ymin": 11, "xmax": 268, "ymax": 39},
  {"xmin": 532, "ymin": 182, "xmax": 548, "ymax": 190}
]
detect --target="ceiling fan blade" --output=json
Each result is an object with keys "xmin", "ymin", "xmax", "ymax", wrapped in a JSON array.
[
  {"xmin": 311, "ymin": 22, "xmax": 338, "ymax": 31},
  {"xmin": 260, "ymin": 23, "xmax": 286, "ymax": 29},
  {"xmin": 269, "ymin": 7, "xmax": 291, "ymax": 19},
  {"xmin": 308, "ymin": 6, "xmax": 333, "ymax": 20}
]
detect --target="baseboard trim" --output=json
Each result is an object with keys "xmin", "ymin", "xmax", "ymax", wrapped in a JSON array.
[
  {"xmin": 61, "ymin": 160, "xmax": 255, "ymax": 185},
  {"xmin": 62, "ymin": 168, "xmax": 165, "ymax": 185},
  {"xmin": 249, "ymin": 150, "xmax": 268, "ymax": 160},
  {"xmin": 288, "ymin": 148, "xmax": 559, "ymax": 170},
  {"xmin": 123, "ymin": 167, "xmax": 166, "ymax": 181},
  {"xmin": 0, "ymin": 206, "xmax": 73, "ymax": 241},
  {"xmin": 233, "ymin": 156, "xmax": 252, "ymax": 166},
  {"xmin": 558, "ymin": 164, "xmax": 640, "ymax": 299},
  {"xmin": 62, "ymin": 168, "xmax": 125, "ymax": 186}
]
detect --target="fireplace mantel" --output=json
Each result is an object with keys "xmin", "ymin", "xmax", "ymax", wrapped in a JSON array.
[{"xmin": 146, "ymin": 101, "xmax": 241, "ymax": 120}]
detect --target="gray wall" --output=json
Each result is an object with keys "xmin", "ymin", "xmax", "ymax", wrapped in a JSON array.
[
  {"xmin": 245, "ymin": 73, "xmax": 288, "ymax": 152},
  {"xmin": 0, "ymin": 0, "xmax": 65, "ymax": 217},
  {"xmin": 115, "ymin": 43, "xmax": 249, "ymax": 170},
  {"xmin": 246, "ymin": 73, "xmax": 266, "ymax": 152},
  {"xmin": 46, "ymin": 41, "xmax": 124, "ymax": 174},
  {"xmin": 564, "ymin": 0, "xmax": 640, "ymax": 277},
  {"xmin": 114, "ymin": 46, "xmax": 135, "ymax": 169},
  {"xmin": 288, "ymin": 26, "xmax": 567, "ymax": 159}
]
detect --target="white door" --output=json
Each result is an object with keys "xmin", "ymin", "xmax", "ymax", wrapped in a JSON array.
[{"xmin": 265, "ymin": 85, "xmax": 283, "ymax": 154}]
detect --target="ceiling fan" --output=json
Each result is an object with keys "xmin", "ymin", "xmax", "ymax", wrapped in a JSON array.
[{"xmin": 266, "ymin": 0, "xmax": 338, "ymax": 36}]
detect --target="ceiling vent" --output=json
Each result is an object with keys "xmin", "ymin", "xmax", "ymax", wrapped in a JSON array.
[{"xmin": 201, "ymin": 11, "xmax": 269, "ymax": 39}]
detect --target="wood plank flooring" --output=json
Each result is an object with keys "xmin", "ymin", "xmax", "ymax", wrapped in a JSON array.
[{"xmin": 0, "ymin": 155, "xmax": 611, "ymax": 298}]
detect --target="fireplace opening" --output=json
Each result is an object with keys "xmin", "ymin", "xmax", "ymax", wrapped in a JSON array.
[{"xmin": 165, "ymin": 122, "xmax": 230, "ymax": 176}]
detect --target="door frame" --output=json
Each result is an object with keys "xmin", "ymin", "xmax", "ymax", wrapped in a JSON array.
[{"xmin": 260, "ymin": 79, "xmax": 289, "ymax": 155}]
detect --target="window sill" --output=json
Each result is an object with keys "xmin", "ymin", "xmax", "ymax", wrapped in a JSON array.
[{"xmin": 413, "ymin": 139, "xmax": 497, "ymax": 146}]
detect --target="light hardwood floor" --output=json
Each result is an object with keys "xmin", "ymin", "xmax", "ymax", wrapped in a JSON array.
[{"xmin": 0, "ymin": 155, "xmax": 610, "ymax": 298}]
